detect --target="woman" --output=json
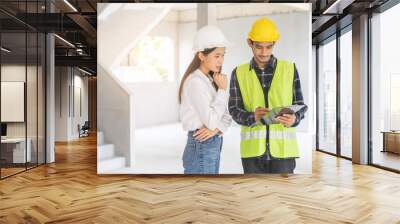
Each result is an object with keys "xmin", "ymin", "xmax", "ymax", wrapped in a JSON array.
[{"xmin": 178, "ymin": 25, "xmax": 232, "ymax": 174}]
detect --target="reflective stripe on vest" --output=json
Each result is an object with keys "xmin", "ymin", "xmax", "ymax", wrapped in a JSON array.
[
  {"xmin": 236, "ymin": 60, "xmax": 300, "ymax": 158},
  {"xmin": 241, "ymin": 130, "xmax": 297, "ymax": 141}
]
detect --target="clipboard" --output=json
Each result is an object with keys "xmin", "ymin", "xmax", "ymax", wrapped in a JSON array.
[{"xmin": 261, "ymin": 105, "xmax": 306, "ymax": 125}]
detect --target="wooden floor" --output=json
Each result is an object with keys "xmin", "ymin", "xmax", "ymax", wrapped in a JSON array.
[
  {"xmin": 1, "ymin": 167, "xmax": 26, "ymax": 178},
  {"xmin": 1, "ymin": 163, "xmax": 44, "ymax": 178},
  {"xmin": 1, "ymin": 135, "xmax": 400, "ymax": 223},
  {"xmin": 373, "ymin": 150, "xmax": 400, "ymax": 171}
]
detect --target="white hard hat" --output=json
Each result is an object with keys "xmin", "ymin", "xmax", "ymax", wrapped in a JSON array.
[{"xmin": 193, "ymin": 25, "xmax": 231, "ymax": 52}]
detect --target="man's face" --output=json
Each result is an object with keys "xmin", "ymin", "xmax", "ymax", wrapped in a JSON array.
[{"xmin": 248, "ymin": 40, "xmax": 275, "ymax": 65}]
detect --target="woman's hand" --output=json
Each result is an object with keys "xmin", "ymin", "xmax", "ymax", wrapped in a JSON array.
[
  {"xmin": 193, "ymin": 127, "xmax": 220, "ymax": 142},
  {"xmin": 213, "ymin": 72, "xmax": 227, "ymax": 90}
]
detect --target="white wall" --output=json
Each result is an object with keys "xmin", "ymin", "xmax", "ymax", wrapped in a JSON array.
[
  {"xmin": 55, "ymin": 67, "xmax": 69, "ymax": 141},
  {"xmin": 1, "ymin": 65, "xmax": 38, "ymax": 138},
  {"xmin": 98, "ymin": 4, "xmax": 178, "ymax": 129},
  {"xmin": 124, "ymin": 17, "xmax": 180, "ymax": 129},
  {"xmin": 1, "ymin": 65, "xmax": 26, "ymax": 82},
  {"xmin": 55, "ymin": 67, "xmax": 89, "ymax": 141},
  {"xmin": 312, "ymin": 45, "xmax": 317, "ymax": 151},
  {"xmin": 97, "ymin": 4, "xmax": 170, "ymax": 168},
  {"xmin": 97, "ymin": 65, "xmax": 134, "ymax": 166},
  {"xmin": 179, "ymin": 11, "xmax": 313, "ymax": 132},
  {"xmin": 1, "ymin": 66, "xmax": 26, "ymax": 128},
  {"xmin": 1, "ymin": 64, "xmax": 46, "ymax": 163},
  {"xmin": 127, "ymin": 83, "xmax": 179, "ymax": 128},
  {"xmin": 71, "ymin": 74, "xmax": 89, "ymax": 138},
  {"xmin": 1, "ymin": 82, "xmax": 24, "ymax": 122}
]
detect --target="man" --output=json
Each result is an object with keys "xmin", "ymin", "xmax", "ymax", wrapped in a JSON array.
[{"xmin": 229, "ymin": 17, "xmax": 308, "ymax": 174}]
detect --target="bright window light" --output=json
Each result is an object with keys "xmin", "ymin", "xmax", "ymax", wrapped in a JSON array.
[{"xmin": 117, "ymin": 36, "xmax": 174, "ymax": 83}]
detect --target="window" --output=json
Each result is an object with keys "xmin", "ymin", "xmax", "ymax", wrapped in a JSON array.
[
  {"xmin": 318, "ymin": 37, "xmax": 337, "ymax": 155},
  {"xmin": 340, "ymin": 29, "xmax": 352, "ymax": 158},
  {"xmin": 0, "ymin": 1, "xmax": 46, "ymax": 179},
  {"xmin": 390, "ymin": 74, "xmax": 400, "ymax": 130},
  {"xmin": 371, "ymin": 2, "xmax": 400, "ymax": 171},
  {"xmin": 116, "ymin": 36, "xmax": 174, "ymax": 83}
]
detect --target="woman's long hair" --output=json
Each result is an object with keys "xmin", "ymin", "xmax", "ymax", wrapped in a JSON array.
[{"xmin": 178, "ymin": 48, "xmax": 216, "ymax": 103}]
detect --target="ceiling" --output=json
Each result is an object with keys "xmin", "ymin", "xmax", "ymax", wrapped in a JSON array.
[
  {"xmin": 0, "ymin": 0, "xmax": 396, "ymax": 75},
  {"xmin": 310, "ymin": 0, "xmax": 390, "ymax": 44}
]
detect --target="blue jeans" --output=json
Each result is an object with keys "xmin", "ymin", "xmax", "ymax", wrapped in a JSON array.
[{"xmin": 182, "ymin": 131, "xmax": 223, "ymax": 174}]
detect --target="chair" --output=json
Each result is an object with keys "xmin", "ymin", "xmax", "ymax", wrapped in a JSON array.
[{"xmin": 78, "ymin": 121, "xmax": 90, "ymax": 138}]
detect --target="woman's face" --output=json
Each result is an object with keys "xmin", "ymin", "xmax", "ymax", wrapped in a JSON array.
[{"xmin": 199, "ymin": 47, "xmax": 225, "ymax": 73}]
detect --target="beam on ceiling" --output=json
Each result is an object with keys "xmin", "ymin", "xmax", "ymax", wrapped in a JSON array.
[
  {"xmin": 322, "ymin": 0, "xmax": 356, "ymax": 14},
  {"xmin": 67, "ymin": 13, "xmax": 97, "ymax": 38},
  {"xmin": 55, "ymin": 55, "xmax": 96, "ymax": 69}
]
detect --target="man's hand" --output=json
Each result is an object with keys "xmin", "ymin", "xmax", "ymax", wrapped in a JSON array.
[
  {"xmin": 193, "ymin": 127, "xmax": 220, "ymax": 142},
  {"xmin": 254, "ymin": 107, "xmax": 270, "ymax": 122},
  {"xmin": 276, "ymin": 114, "xmax": 296, "ymax": 127}
]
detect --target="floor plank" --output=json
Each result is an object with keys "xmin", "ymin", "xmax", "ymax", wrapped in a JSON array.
[{"xmin": 0, "ymin": 134, "xmax": 400, "ymax": 223}]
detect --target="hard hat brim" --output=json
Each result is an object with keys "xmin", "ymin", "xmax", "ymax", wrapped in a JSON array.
[
  {"xmin": 248, "ymin": 34, "xmax": 280, "ymax": 42},
  {"xmin": 192, "ymin": 40, "xmax": 233, "ymax": 52}
]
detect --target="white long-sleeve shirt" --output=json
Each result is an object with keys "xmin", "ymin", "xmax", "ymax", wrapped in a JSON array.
[{"xmin": 180, "ymin": 69, "xmax": 232, "ymax": 133}]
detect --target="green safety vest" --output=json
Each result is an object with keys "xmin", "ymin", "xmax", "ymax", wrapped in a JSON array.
[{"xmin": 236, "ymin": 60, "xmax": 299, "ymax": 158}]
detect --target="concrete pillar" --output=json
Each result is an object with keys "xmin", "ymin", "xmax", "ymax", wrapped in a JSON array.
[
  {"xmin": 352, "ymin": 14, "xmax": 369, "ymax": 164},
  {"xmin": 46, "ymin": 0, "xmax": 55, "ymax": 163},
  {"xmin": 54, "ymin": 67, "xmax": 74, "ymax": 141},
  {"xmin": 197, "ymin": 3, "xmax": 217, "ymax": 29}
]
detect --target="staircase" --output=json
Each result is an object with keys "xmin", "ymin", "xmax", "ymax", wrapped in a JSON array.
[{"xmin": 97, "ymin": 131, "xmax": 126, "ymax": 173}]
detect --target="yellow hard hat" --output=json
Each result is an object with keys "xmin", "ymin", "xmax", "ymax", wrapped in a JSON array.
[{"xmin": 248, "ymin": 17, "xmax": 280, "ymax": 42}]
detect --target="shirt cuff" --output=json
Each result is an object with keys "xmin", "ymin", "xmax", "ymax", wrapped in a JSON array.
[
  {"xmin": 217, "ymin": 113, "xmax": 232, "ymax": 133},
  {"xmin": 216, "ymin": 89, "xmax": 229, "ymax": 103},
  {"xmin": 217, "ymin": 122, "xmax": 228, "ymax": 134},
  {"xmin": 248, "ymin": 113, "xmax": 257, "ymax": 127},
  {"xmin": 291, "ymin": 113, "xmax": 300, "ymax": 127}
]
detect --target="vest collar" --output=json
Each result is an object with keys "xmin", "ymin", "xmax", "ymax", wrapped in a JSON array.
[{"xmin": 249, "ymin": 55, "xmax": 277, "ymax": 72}]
